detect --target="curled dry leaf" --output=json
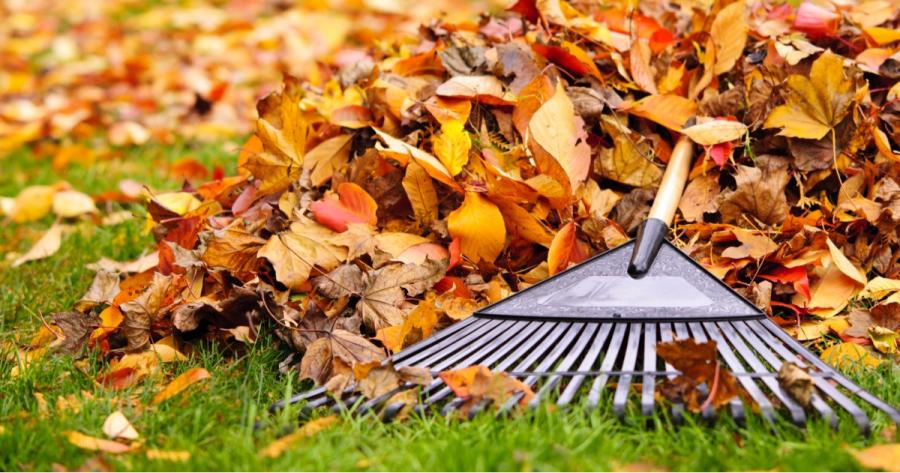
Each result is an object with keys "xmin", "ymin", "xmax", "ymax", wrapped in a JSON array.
[{"xmin": 102, "ymin": 411, "xmax": 139, "ymax": 440}]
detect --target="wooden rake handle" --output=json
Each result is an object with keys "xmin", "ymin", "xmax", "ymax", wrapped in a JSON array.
[{"xmin": 627, "ymin": 136, "xmax": 694, "ymax": 278}]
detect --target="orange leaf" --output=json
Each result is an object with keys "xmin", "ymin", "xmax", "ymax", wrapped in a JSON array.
[
  {"xmin": 621, "ymin": 94, "xmax": 697, "ymax": 131},
  {"xmin": 151, "ymin": 367, "xmax": 211, "ymax": 405},
  {"xmin": 547, "ymin": 222, "xmax": 584, "ymax": 275},
  {"xmin": 447, "ymin": 192, "xmax": 506, "ymax": 263},
  {"xmin": 310, "ymin": 183, "xmax": 378, "ymax": 232},
  {"xmin": 65, "ymin": 431, "xmax": 131, "ymax": 454}
]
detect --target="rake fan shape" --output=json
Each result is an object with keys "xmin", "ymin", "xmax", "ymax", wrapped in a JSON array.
[{"xmin": 273, "ymin": 241, "xmax": 900, "ymax": 432}]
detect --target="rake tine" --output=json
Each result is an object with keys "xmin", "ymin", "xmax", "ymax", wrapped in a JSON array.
[
  {"xmin": 397, "ymin": 318, "xmax": 504, "ymax": 367},
  {"xmin": 381, "ymin": 402, "xmax": 406, "ymax": 422},
  {"xmin": 685, "ymin": 323, "xmax": 721, "ymax": 421},
  {"xmin": 761, "ymin": 319, "xmax": 900, "ymax": 425},
  {"xmin": 714, "ymin": 322, "xmax": 807, "ymax": 425},
  {"xmin": 728, "ymin": 321, "xmax": 837, "ymax": 428},
  {"xmin": 588, "ymin": 323, "xmax": 628, "ymax": 409},
  {"xmin": 557, "ymin": 324, "xmax": 613, "ymax": 407},
  {"xmin": 640, "ymin": 323, "xmax": 658, "ymax": 416},
  {"xmin": 527, "ymin": 323, "xmax": 599, "ymax": 409},
  {"xmin": 750, "ymin": 320, "xmax": 877, "ymax": 431},
  {"xmin": 658, "ymin": 322, "xmax": 686, "ymax": 422},
  {"xmin": 612, "ymin": 323, "xmax": 643, "ymax": 418},
  {"xmin": 497, "ymin": 323, "xmax": 583, "ymax": 416},
  {"xmin": 689, "ymin": 322, "xmax": 772, "ymax": 423},
  {"xmin": 418, "ymin": 322, "xmax": 559, "ymax": 415},
  {"xmin": 392, "ymin": 316, "xmax": 484, "ymax": 364}
]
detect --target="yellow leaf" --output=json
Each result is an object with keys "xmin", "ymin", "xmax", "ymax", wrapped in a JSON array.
[
  {"xmin": 153, "ymin": 192, "xmax": 202, "ymax": 216},
  {"xmin": 826, "ymin": 238, "xmax": 867, "ymax": 285},
  {"xmin": 869, "ymin": 326, "xmax": 897, "ymax": 354},
  {"xmin": 597, "ymin": 134, "xmax": 662, "ymax": 188},
  {"xmin": 528, "ymin": 81, "xmax": 591, "ymax": 188},
  {"xmin": 65, "ymin": 431, "xmax": 131, "ymax": 454},
  {"xmin": 786, "ymin": 321, "xmax": 830, "ymax": 341},
  {"xmin": 820, "ymin": 343, "xmax": 882, "ymax": 371},
  {"xmin": 52, "ymin": 190, "xmax": 97, "ymax": 218},
  {"xmin": 852, "ymin": 444, "xmax": 900, "ymax": 471},
  {"xmin": 432, "ymin": 120, "xmax": 471, "ymax": 177},
  {"xmin": 13, "ymin": 223, "xmax": 64, "ymax": 268},
  {"xmin": 257, "ymin": 218, "xmax": 348, "ymax": 291},
  {"xmin": 402, "ymin": 160, "xmax": 438, "ymax": 228},
  {"xmin": 860, "ymin": 277, "xmax": 900, "ymax": 300},
  {"xmin": 151, "ymin": 367, "xmax": 211, "ymax": 405},
  {"xmin": 259, "ymin": 416, "xmax": 339, "ymax": 458},
  {"xmin": 865, "ymin": 26, "xmax": 900, "ymax": 45},
  {"xmin": 448, "ymin": 192, "xmax": 506, "ymax": 263},
  {"xmin": 10, "ymin": 185, "xmax": 55, "ymax": 223},
  {"xmin": 681, "ymin": 120, "xmax": 748, "ymax": 146},
  {"xmin": 764, "ymin": 51, "xmax": 855, "ymax": 140},
  {"xmin": 373, "ymin": 128, "xmax": 462, "ymax": 191},
  {"xmin": 146, "ymin": 449, "xmax": 192, "ymax": 462},
  {"xmin": 798, "ymin": 264, "xmax": 860, "ymax": 318},
  {"xmin": 710, "ymin": 0, "xmax": 748, "ymax": 75}
]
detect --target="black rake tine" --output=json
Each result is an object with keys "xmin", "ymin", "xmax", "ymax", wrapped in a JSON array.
[
  {"xmin": 690, "ymin": 322, "xmax": 773, "ymax": 422},
  {"xmin": 391, "ymin": 316, "xmax": 484, "ymax": 364},
  {"xmin": 612, "ymin": 323, "xmax": 643, "ymax": 418},
  {"xmin": 750, "ymin": 320, "xmax": 876, "ymax": 431},
  {"xmin": 685, "ymin": 323, "xmax": 720, "ymax": 421},
  {"xmin": 396, "ymin": 318, "xmax": 502, "ymax": 367},
  {"xmin": 713, "ymin": 322, "xmax": 807, "ymax": 425},
  {"xmin": 557, "ymin": 323, "xmax": 613, "ymax": 407},
  {"xmin": 588, "ymin": 323, "xmax": 628, "ymax": 409},
  {"xmin": 496, "ymin": 322, "xmax": 582, "ymax": 415},
  {"xmin": 658, "ymin": 322, "xmax": 686, "ymax": 422},
  {"xmin": 528, "ymin": 323, "xmax": 599, "ymax": 409},
  {"xmin": 420, "ymin": 321, "xmax": 559, "ymax": 414},
  {"xmin": 728, "ymin": 321, "xmax": 837, "ymax": 427},
  {"xmin": 641, "ymin": 323, "xmax": 658, "ymax": 416}
]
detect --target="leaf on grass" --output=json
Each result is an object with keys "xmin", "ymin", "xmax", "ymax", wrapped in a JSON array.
[
  {"xmin": 9, "ymin": 185, "xmax": 56, "ymax": 223},
  {"xmin": 52, "ymin": 190, "xmax": 97, "ymax": 218},
  {"xmin": 310, "ymin": 182, "xmax": 378, "ymax": 232},
  {"xmin": 13, "ymin": 223, "xmax": 64, "ymax": 267},
  {"xmin": 102, "ymin": 411, "xmax": 139, "ymax": 440},
  {"xmin": 776, "ymin": 362, "xmax": 813, "ymax": 407},
  {"xmin": 656, "ymin": 339, "xmax": 741, "ymax": 412},
  {"xmin": 75, "ymin": 270, "xmax": 120, "ymax": 312},
  {"xmin": 448, "ymin": 192, "xmax": 506, "ymax": 263},
  {"xmin": 439, "ymin": 365, "xmax": 534, "ymax": 410},
  {"xmin": 259, "ymin": 416, "xmax": 339, "ymax": 459},
  {"xmin": 851, "ymin": 444, "xmax": 900, "ymax": 471},
  {"xmin": 820, "ymin": 343, "xmax": 883, "ymax": 371},
  {"xmin": 151, "ymin": 367, "xmax": 211, "ymax": 405},
  {"xmin": 65, "ymin": 431, "xmax": 131, "ymax": 454},
  {"xmin": 52, "ymin": 311, "xmax": 98, "ymax": 354},
  {"xmin": 764, "ymin": 51, "xmax": 856, "ymax": 140},
  {"xmin": 146, "ymin": 449, "xmax": 191, "ymax": 462}
]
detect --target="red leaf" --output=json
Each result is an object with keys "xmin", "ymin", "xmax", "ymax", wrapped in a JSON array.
[
  {"xmin": 507, "ymin": 0, "xmax": 538, "ymax": 22},
  {"xmin": 310, "ymin": 182, "xmax": 378, "ymax": 232},
  {"xmin": 448, "ymin": 237, "xmax": 461, "ymax": 269},
  {"xmin": 707, "ymin": 141, "xmax": 733, "ymax": 169},
  {"xmin": 434, "ymin": 276, "xmax": 472, "ymax": 299},
  {"xmin": 792, "ymin": 2, "xmax": 839, "ymax": 39},
  {"xmin": 760, "ymin": 266, "xmax": 811, "ymax": 302}
]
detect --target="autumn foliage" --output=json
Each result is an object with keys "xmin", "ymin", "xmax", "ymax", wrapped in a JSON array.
[{"xmin": 14, "ymin": 0, "xmax": 900, "ymax": 400}]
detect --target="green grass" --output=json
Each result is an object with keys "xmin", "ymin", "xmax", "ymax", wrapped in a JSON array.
[{"xmin": 0, "ymin": 143, "xmax": 897, "ymax": 471}]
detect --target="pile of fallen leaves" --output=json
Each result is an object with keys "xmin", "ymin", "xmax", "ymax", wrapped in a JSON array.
[{"xmin": 11, "ymin": 0, "xmax": 900, "ymax": 408}]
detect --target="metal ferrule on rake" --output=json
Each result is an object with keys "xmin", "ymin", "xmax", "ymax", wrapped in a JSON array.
[{"xmin": 273, "ymin": 137, "xmax": 900, "ymax": 432}]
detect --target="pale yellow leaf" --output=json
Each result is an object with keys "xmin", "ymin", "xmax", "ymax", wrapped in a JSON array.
[
  {"xmin": 13, "ymin": 223, "xmax": 64, "ymax": 268},
  {"xmin": 681, "ymin": 120, "xmax": 748, "ymax": 146},
  {"xmin": 102, "ymin": 411, "xmax": 139, "ymax": 440}
]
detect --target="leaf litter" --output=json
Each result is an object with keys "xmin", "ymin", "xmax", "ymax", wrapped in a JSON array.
[{"xmin": 4, "ymin": 0, "xmax": 900, "ymax": 452}]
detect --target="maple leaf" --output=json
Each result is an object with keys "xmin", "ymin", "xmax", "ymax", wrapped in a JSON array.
[
  {"xmin": 764, "ymin": 51, "xmax": 856, "ymax": 140},
  {"xmin": 299, "ymin": 329, "xmax": 384, "ymax": 385},
  {"xmin": 718, "ymin": 164, "xmax": 790, "ymax": 226}
]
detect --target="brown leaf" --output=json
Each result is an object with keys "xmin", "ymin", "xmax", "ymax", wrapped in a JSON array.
[
  {"xmin": 120, "ymin": 273, "xmax": 174, "ymax": 352},
  {"xmin": 299, "ymin": 330, "xmax": 384, "ymax": 385},
  {"xmin": 201, "ymin": 224, "xmax": 265, "ymax": 281},
  {"xmin": 258, "ymin": 218, "xmax": 348, "ymax": 291},
  {"xmin": 718, "ymin": 164, "xmax": 790, "ymax": 226},
  {"xmin": 75, "ymin": 270, "xmax": 120, "ymax": 313},
  {"xmin": 656, "ymin": 339, "xmax": 741, "ymax": 412},
  {"xmin": 776, "ymin": 362, "xmax": 813, "ymax": 408},
  {"xmin": 678, "ymin": 173, "xmax": 720, "ymax": 222},
  {"xmin": 52, "ymin": 311, "xmax": 98, "ymax": 354}
]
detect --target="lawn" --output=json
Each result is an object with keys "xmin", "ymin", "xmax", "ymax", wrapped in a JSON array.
[{"xmin": 0, "ymin": 143, "xmax": 897, "ymax": 471}]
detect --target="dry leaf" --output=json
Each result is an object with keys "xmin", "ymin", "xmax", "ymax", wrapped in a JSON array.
[
  {"xmin": 102, "ymin": 411, "xmax": 139, "ymax": 440},
  {"xmin": 448, "ymin": 192, "xmax": 506, "ymax": 263},
  {"xmin": 65, "ymin": 431, "xmax": 131, "ymax": 454},
  {"xmin": 151, "ymin": 367, "xmax": 211, "ymax": 405},
  {"xmin": 259, "ymin": 416, "xmax": 339, "ymax": 458},
  {"xmin": 13, "ymin": 223, "xmax": 64, "ymax": 267}
]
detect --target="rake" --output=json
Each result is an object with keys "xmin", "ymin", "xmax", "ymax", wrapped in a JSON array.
[{"xmin": 272, "ymin": 137, "xmax": 899, "ymax": 432}]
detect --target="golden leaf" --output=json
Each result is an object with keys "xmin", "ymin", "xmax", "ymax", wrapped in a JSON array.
[
  {"xmin": 257, "ymin": 218, "xmax": 347, "ymax": 291},
  {"xmin": 710, "ymin": 1, "xmax": 748, "ymax": 75},
  {"xmin": 448, "ymin": 192, "xmax": 506, "ymax": 263},
  {"xmin": 402, "ymin": 160, "xmax": 438, "ymax": 228},
  {"xmin": 528, "ymin": 81, "xmax": 591, "ymax": 189},
  {"xmin": 432, "ymin": 120, "xmax": 471, "ymax": 177},
  {"xmin": 764, "ymin": 51, "xmax": 855, "ymax": 139}
]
